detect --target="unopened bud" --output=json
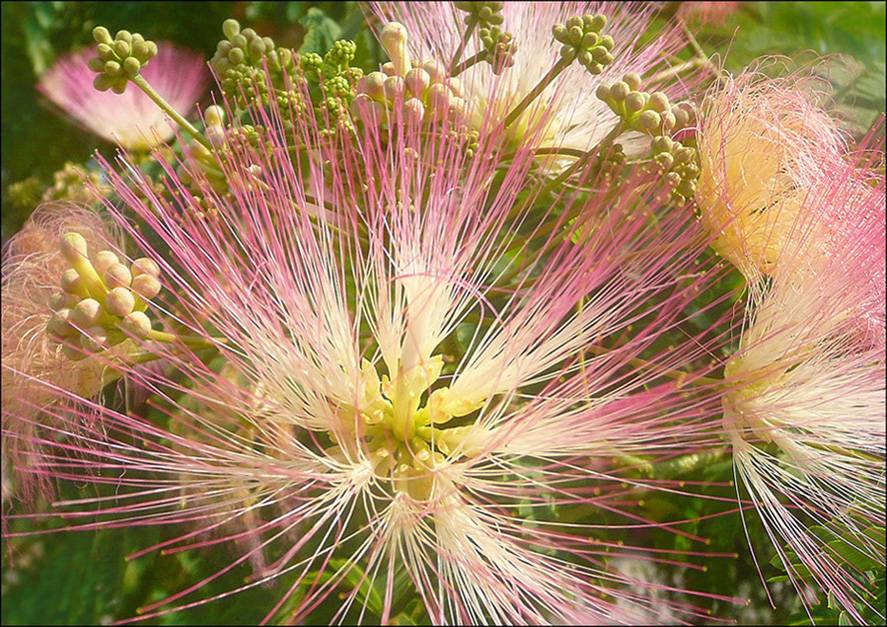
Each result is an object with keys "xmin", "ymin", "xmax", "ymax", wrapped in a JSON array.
[
  {"xmin": 636, "ymin": 110, "xmax": 661, "ymax": 132},
  {"xmin": 93, "ymin": 26, "xmax": 113, "ymax": 45},
  {"xmin": 120, "ymin": 311, "xmax": 152, "ymax": 339},
  {"xmin": 47, "ymin": 308, "xmax": 76, "ymax": 337},
  {"xmin": 131, "ymin": 257, "xmax": 161, "ymax": 278},
  {"xmin": 104, "ymin": 263, "xmax": 132, "ymax": 288},
  {"xmin": 70, "ymin": 298, "xmax": 103, "ymax": 329},
  {"xmin": 131, "ymin": 273, "xmax": 161, "ymax": 300},
  {"xmin": 624, "ymin": 92, "xmax": 646, "ymax": 113},
  {"xmin": 105, "ymin": 287, "xmax": 136, "ymax": 317},
  {"xmin": 61, "ymin": 269, "xmax": 87, "ymax": 296},
  {"xmin": 80, "ymin": 326, "xmax": 109, "ymax": 353},
  {"xmin": 623, "ymin": 72, "xmax": 642, "ymax": 91},
  {"xmin": 380, "ymin": 22, "xmax": 412, "ymax": 75},
  {"xmin": 60, "ymin": 232, "xmax": 88, "ymax": 264}
]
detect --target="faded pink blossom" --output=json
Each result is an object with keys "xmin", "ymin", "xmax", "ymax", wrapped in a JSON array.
[
  {"xmin": 37, "ymin": 42, "xmax": 209, "ymax": 151},
  {"xmin": 1, "ymin": 202, "xmax": 123, "ymax": 503}
]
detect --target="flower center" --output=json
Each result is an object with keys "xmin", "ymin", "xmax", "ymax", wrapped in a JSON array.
[{"xmin": 338, "ymin": 357, "xmax": 486, "ymax": 500}]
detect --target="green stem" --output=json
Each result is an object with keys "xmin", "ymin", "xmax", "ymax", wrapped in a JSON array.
[
  {"xmin": 449, "ymin": 19, "xmax": 478, "ymax": 74},
  {"xmin": 535, "ymin": 121, "xmax": 623, "ymax": 200},
  {"xmin": 130, "ymin": 74, "xmax": 212, "ymax": 150},
  {"xmin": 503, "ymin": 58, "xmax": 571, "ymax": 128},
  {"xmin": 451, "ymin": 50, "xmax": 487, "ymax": 77},
  {"xmin": 148, "ymin": 329, "xmax": 227, "ymax": 349}
]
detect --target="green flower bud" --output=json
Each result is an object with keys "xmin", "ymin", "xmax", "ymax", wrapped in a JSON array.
[
  {"xmin": 623, "ymin": 72, "xmax": 642, "ymax": 91},
  {"xmin": 93, "ymin": 250, "xmax": 119, "ymax": 275},
  {"xmin": 48, "ymin": 308, "xmax": 76, "ymax": 337},
  {"xmin": 228, "ymin": 47, "xmax": 245, "ymax": 65},
  {"xmin": 88, "ymin": 57, "xmax": 106, "ymax": 73},
  {"xmin": 132, "ymin": 40, "xmax": 151, "ymax": 60},
  {"xmin": 651, "ymin": 136, "xmax": 674, "ymax": 153},
  {"xmin": 636, "ymin": 110, "xmax": 661, "ymax": 132},
  {"xmin": 49, "ymin": 291, "xmax": 78, "ymax": 312},
  {"xmin": 105, "ymin": 287, "xmax": 136, "ymax": 317},
  {"xmin": 648, "ymin": 92, "xmax": 670, "ymax": 114},
  {"xmin": 223, "ymin": 19, "xmax": 241, "ymax": 41},
  {"xmin": 60, "ymin": 232, "xmax": 88, "ymax": 263},
  {"xmin": 120, "ymin": 311, "xmax": 152, "ymax": 339},
  {"xmin": 595, "ymin": 84, "xmax": 611, "ymax": 101},
  {"xmin": 93, "ymin": 26, "xmax": 113, "ymax": 45},
  {"xmin": 61, "ymin": 269, "xmax": 86, "ymax": 296},
  {"xmin": 93, "ymin": 74, "xmax": 114, "ymax": 92},
  {"xmin": 624, "ymin": 91, "xmax": 646, "ymax": 113},
  {"xmin": 96, "ymin": 43, "xmax": 114, "ymax": 61},
  {"xmin": 383, "ymin": 75, "xmax": 406, "ymax": 101},
  {"xmin": 113, "ymin": 39, "xmax": 131, "ymax": 59},
  {"xmin": 115, "ymin": 30, "xmax": 133, "ymax": 44},
  {"xmin": 566, "ymin": 16, "xmax": 583, "ymax": 30},
  {"xmin": 80, "ymin": 326, "xmax": 108, "ymax": 353},
  {"xmin": 204, "ymin": 106, "xmax": 225, "ymax": 128},
  {"xmin": 70, "ymin": 298, "xmax": 103, "ymax": 329},
  {"xmin": 404, "ymin": 68, "xmax": 431, "ymax": 97},
  {"xmin": 552, "ymin": 23, "xmax": 568, "ymax": 43},
  {"xmin": 609, "ymin": 81, "xmax": 629, "ymax": 101},
  {"xmin": 404, "ymin": 97, "xmax": 426, "ymax": 124},
  {"xmin": 123, "ymin": 57, "xmax": 141, "ymax": 76},
  {"xmin": 104, "ymin": 60, "xmax": 122, "ymax": 77},
  {"xmin": 104, "ymin": 263, "xmax": 132, "ymax": 289},
  {"xmin": 131, "ymin": 274, "xmax": 161, "ymax": 300}
]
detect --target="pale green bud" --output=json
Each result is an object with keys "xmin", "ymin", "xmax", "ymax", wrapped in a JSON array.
[
  {"xmin": 120, "ymin": 311, "xmax": 152, "ymax": 339},
  {"xmin": 104, "ymin": 263, "xmax": 132, "ymax": 289},
  {"xmin": 105, "ymin": 287, "xmax": 135, "ymax": 317}
]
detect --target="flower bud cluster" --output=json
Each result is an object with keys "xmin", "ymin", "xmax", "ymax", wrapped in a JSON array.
[
  {"xmin": 89, "ymin": 27, "xmax": 158, "ymax": 94},
  {"xmin": 353, "ymin": 23, "xmax": 468, "ymax": 128},
  {"xmin": 47, "ymin": 232, "xmax": 161, "ymax": 360},
  {"xmin": 479, "ymin": 25, "xmax": 517, "ymax": 74},
  {"xmin": 210, "ymin": 19, "xmax": 297, "ymax": 109},
  {"xmin": 299, "ymin": 41, "xmax": 365, "ymax": 136},
  {"xmin": 647, "ymin": 136, "xmax": 700, "ymax": 204},
  {"xmin": 596, "ymin": 73, "xmax": 696, "ymax": 136},
  {"xmin": 454, "ymin": 1, "xmax": 505, "ymax": 29},
  {"xmin": 552, "ymin": 14, "xmax": 614, "ymax": 75},
  {"xmin": 593, "ymin": 142, "xmax": 628, "ymax": 182}
]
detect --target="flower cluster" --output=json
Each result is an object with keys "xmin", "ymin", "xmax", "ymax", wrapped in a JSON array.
[{"xmin": 2, "ymin": 3, "xmax": 884, "ymax": 625}]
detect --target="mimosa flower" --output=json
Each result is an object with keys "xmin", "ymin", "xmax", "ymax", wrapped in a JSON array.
[
  {"xmin": 721, "ymin": 141, "xmax": 886, "ymax": 622},
  {"xmin": 695, "ymin": 64, "xmax": 849, "ymax": 279},
  {"xmin": 366, "ymin": 2, "xmax": 687, "ymax": 153},
  {"xmin": 9, "ymin": 87, "xmax": 735, "ymax": 624},
  {"xmin": 37, "ymin": 42, "xmax": 209, "ymax": 151},
  {"xmin": 1, "ymin": 202, "xmax": 122, "ymax": 502}
]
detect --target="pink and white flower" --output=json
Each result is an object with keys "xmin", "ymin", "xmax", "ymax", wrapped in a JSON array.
[
  {"xmin": 5, "ymin": 80, "xmax": 735, "ymax": 623},
  {"xmin": 38, "ymin": 42, "xmax": 209, "ymax": 151}
]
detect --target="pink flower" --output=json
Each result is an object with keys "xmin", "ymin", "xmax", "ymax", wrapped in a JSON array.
[
  {"xmin": 720, "ymin": 131, "xmax": 886, "ymax": 622},
  {"xmin": 695, "ymin": 63, "xmax": 850, "ymax": 279},
  {"xmin": 1, "ymin": 202, "xmax": 123, "ymax": 503},
  {"xmin": 37, "ymin": 42, "xmax": 209, "ymax": 151},
  {"xmin": 7, "ymin": 83, "xmax": 736, "ymax": 623}
]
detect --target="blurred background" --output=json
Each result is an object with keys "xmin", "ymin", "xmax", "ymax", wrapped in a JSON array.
[{"xmin": 2, "ymin": 2, "xmax": 885, "ymax": 624}]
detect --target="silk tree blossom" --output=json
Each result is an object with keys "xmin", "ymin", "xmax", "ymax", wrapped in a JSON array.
[
  {"xmin": 37, "ymin": 42, "xmax": 209, "ymax": 151},
  {"xmin": 367, "ymin": 2, "xmax": 687, "ymax": 154},
  {"xmin": 720, "ymin": 140, "xmax": 886, "ymax": 623},
  {"xmin": 695, "ymin": 64, "xmax": 850, "ymax": 280},
  {"xmin": 1, "ymin": 202, "xmax": 127, "ymax": 503},
  {"xmin": 4, "ymin": 77, "xmax": 740, "ymax": 623}
]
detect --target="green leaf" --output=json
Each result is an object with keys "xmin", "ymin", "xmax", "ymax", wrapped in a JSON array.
[{"xmin": 298, "ymin": 7, "xmax": 343, "ymax": 56}]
